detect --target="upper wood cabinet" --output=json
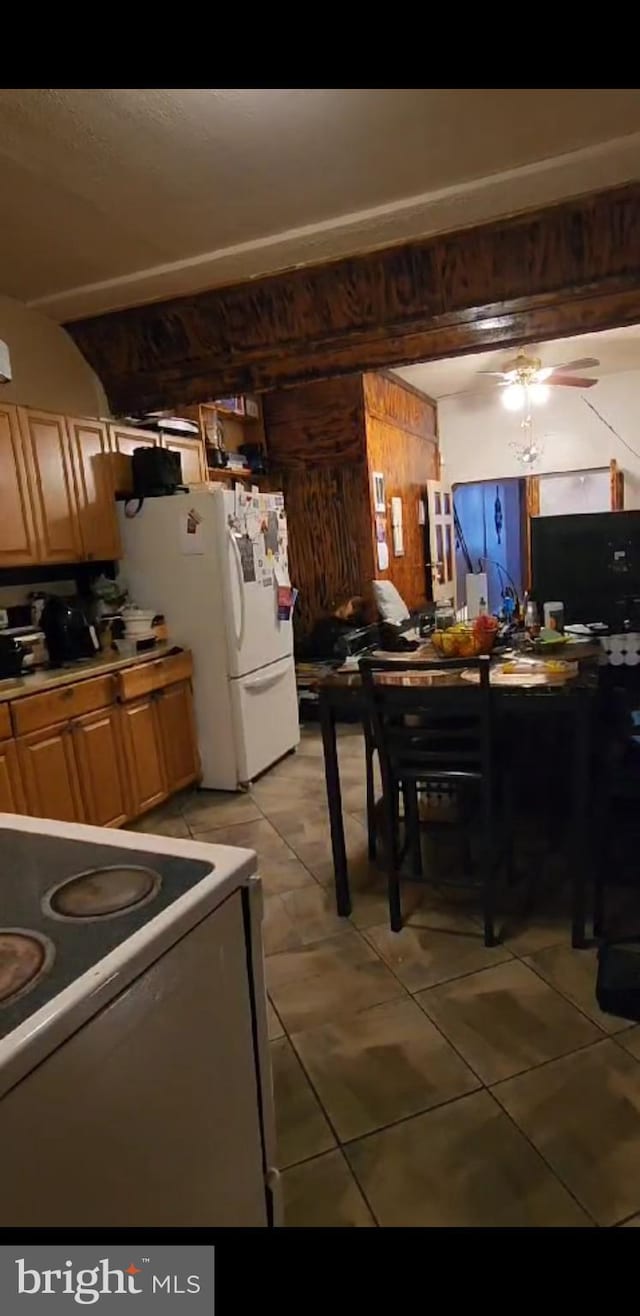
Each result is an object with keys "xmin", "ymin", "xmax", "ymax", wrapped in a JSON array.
[
  {"xmin": 162, "ymin": 434, "xmax": 206, "ymax": 485},
  {"xmin": 18, "ymin": 408, "xmax": 82, "ymax": 565},
  {"xmin": 67, "ymin": 416, "xmax": 121, "ymax": 561},
  {"xmin": 110, "ymin": 424, "xmax": 159, "ymax": 457},
  {"xmin": 0, "ymin": 403, "xmax": 39, "ymax": 567}
]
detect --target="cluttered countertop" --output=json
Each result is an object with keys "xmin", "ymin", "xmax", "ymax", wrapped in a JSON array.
[{"xmin": 0, "ymin": 643, "xmax": 180, "ymax": 704}]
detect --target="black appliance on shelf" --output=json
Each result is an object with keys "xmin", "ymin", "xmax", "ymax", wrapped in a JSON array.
[
  {"xmin": 40, "ymin": 596, "xmax": 100, "ymax": 667},
  {"xmin": 531, "ymin": 510, "xmax": 640, "ymax": 628},
  {"xmin": 0, "ymin": 634, "xmax": 25, "ymax": 679}
]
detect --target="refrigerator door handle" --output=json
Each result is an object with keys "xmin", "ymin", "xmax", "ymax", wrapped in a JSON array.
[
  {"xmin": 243, "ymin": 667, "xmax": 289, "ymax": 693},
  {"xmin": 227, "ymin": 527, "xmax": 246, "ymax": 650}
]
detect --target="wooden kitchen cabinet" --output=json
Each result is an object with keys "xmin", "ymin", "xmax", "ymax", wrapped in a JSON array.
[
  {"xmin": 157, "ymin": 680, "xmax": 200, "ymax": 793},
  {"xmin": 0, "ymin": 403, "xmax": 39, "ymax": 567},
  {"xmin": 18, "ymin": 724, "xmax": 85, "ymax": 824},
  {"xmin": 18, "ymin": 408, "xmax": 82, "ymax": 564},
  {"xmin": 120, "ymin": 695, "xmax": 168, "ymax": 815},
  {"xmin": 161, "ymin": 435, "xmax": 206, "ymax": 485},
  {"xmin": 0, "ymin": 738, "xmax": 27, "ymax": 814},
  {"xmin": 67, "ymin": 416, "xmax": 121, "ymax": 561},
  {"xmin": 109, "ymin": 424, "xmax": 159, "ymax": 458},
  {"xmin": 72, "ymin": 705, "xmax": 130, "ymax": 827}
]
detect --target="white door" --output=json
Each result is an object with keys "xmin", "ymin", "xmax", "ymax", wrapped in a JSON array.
[
  {"xmin": 217, "ymin": 489, "xmax": 294, "ymax": 679},
  {"xmin": 230, "ymin": 654, "xmax": 300, "ymax": 783},
  {"xmin": 426, "ymin": 480, "xmax": 456, "ymax": 604}
]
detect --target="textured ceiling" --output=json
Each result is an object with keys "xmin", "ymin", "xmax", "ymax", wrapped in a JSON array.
[
  {"xmin": 1, "ymin": 88, "xmax": 640, "ymax": 320},
  {"xmin": 394, "ymin": 324, "xmax": 640, "ymax": 399}
]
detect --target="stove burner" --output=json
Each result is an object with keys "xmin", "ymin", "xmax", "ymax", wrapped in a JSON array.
[
  {"xmin": 46, "ymin": 866, "xmax": 161, "ymax": 920},
  {"xmin": 0, "ymin": 931, "xmax": 53, "ymax": 1005}
]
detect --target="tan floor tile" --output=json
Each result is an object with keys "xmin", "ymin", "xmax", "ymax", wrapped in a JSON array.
[
  {"xmin": 270, "ymin": 1037, "xmax": 335, "ymax": 1169},
  {"xmin": 127, "ymin": 808, "xmax": 191, "ymax": 839},
  {"xmin": 263, "ymin": 896, "xmax": 303, "ymax": 956},
  {"xmin": 276, "ymin": 812, "xmax": 369, "ymax": 885},
  {"xmin": 266, "ymin": 997, "xmax": 285, "ymax": 1040},
  {"xmin": 346, "ymin": 1090, "xmax": 590, "ymax": 1227},
  {"xmin": 524, "ymin": 944, "xmax": 634, "ymax": 1035},
  {"xmin": 192, "ymin": 818, "xmax": 315, "ymax": 895},
  {"xmin": 348, "ymin": 870, "xmax": 424, "ymax": 930},
  {"xmin": 493, "ymin": 1039, "xmax": 640, "ymax": 1226},
  {"xmin": 291, "ymin": 996, "xmax": 479, "ymax": 1142},
  {"xmin": 365, "ymin": 921, "xmax": 512, "ymax": 993},
  {"xmin": 417, "ymin": 960, "xmax": 601, "ymax": 1085},
  {"xmin": 250, "ymin": 777, "xmax": 323, "ymax": 817},
  {"xmin": 279, "ymin": 884, "xmax": 350, "ymax": 945},
  {"xmin": 503, "ymin": 915, "xmax": 569, "ymax": 956},
  {"xmin": 617, "ymin": 1027, "xmax": 640, "ymax": 1059},
  {"xmin": 182, "ymin": 790, "xmax": 262, "ymax": 831},
  {"xmin": 283, "ymin": 1150, "xmax": 375, "ymax": 1227},
  {"xmin": 267, "ymin": 931, "xmax": 405, "ymax": 1033}
]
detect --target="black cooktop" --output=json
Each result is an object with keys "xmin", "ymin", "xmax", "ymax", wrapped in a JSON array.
[{"xmin": 0, "ymin": 829, "xmax": 213, "ymax": 1042}]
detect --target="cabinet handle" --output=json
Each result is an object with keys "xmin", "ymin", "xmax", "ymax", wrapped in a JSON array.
[{"xmin": 59, "ymin": 687, "xmax": 75, "ymax": 700}]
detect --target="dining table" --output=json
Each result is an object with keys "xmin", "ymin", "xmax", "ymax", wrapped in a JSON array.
[{"xmin": 317, "ymin": 641, "xmax": 603, "ymax": 948}]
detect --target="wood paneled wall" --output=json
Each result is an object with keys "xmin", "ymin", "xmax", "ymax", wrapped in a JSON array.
[
  {"xmin": 363, "ymin": 374, "xmax": 438, "ymax": 611},
  {"xmin": 263, "ymin": 371, "xmax": 439, "ymax": 640},
  {"xmin": 263, "ymin": 376, "xmax": 371, "ymax": 641}
]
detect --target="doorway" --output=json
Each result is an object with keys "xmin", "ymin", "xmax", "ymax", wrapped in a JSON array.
[{"xmin": 453, "ymin": 479, "xmax": 525, "ymax": 612}]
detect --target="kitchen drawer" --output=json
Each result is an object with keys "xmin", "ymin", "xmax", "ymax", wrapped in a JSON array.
[
  {"xmin": 11, "ymin": 674, "xmax": 116, "ymax": 736},
  {"xmin": 0, "ymin": 704, "xmax": 11, "ymax": 742},
  {"xmin": 116, "ymin": 651, "xmax": 193, "ymax": 702}
]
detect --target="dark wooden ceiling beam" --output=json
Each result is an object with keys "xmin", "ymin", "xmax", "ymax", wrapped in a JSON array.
[{"xmin": 66, "ymin": 183, "xmax": 640, "ymax": 414}]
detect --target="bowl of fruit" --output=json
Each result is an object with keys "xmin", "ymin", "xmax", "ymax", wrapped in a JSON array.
[{"xmin": 431, "ymin": 614, "xmax": 499, "ymax": 659}]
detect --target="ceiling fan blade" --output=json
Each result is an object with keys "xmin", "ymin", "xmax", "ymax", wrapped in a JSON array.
[
  {"xmin": 548, "ymin": 357, "xmax": 600, "ymax": 374},
  {"xmin": 547, "ymin": 375, "xmax": 599, "ymax": 388},
  {"xmin": 477, "ymin": 370, "xmax": 509, "ymax": 376}
]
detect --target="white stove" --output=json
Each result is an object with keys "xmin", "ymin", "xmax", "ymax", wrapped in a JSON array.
[{"xmin": 0, "ymin": 814, "xmax": 278, "ymax": 1227}]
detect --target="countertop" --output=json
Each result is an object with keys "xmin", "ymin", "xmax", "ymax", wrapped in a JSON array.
[{"xmin": 0, "ymin": 643, "xmax": 181, "ymax": 704}]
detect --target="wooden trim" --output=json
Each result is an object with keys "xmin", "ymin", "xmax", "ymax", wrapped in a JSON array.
[
  {"xmin": 610, "ymin": 458, "xmax": 625, "ymax": 510},
  {"xmin": 524, "ymin": 476, "xmax": 540, "ymax": 593},
  {"xmin": 67, "ymin": 183, "xmax": 640, "ymax": 414}
]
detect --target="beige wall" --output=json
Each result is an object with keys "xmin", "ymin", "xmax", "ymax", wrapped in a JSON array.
[
  {"xmin": 0, "ymin": 294, "xmax": 107, "ymax": 416},
  {"xmin": 439, "ymin": 369, "xmax": 640, "ymax": 509}
]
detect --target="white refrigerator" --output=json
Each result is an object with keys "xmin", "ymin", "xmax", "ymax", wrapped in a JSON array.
[{"xmin": 119, "ymin": 487, "xmax": 300, "ymax": 790}]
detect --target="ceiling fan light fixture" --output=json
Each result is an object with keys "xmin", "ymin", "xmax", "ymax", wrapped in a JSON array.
[
  {"xmin": 502, "ymin": 382, "xmax": 526, "ymax": 411},
  {"xmin": 528, "ymin": 382, "xmax": 550, "ymax": 405}
]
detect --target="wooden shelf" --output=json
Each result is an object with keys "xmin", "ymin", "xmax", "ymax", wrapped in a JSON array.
[{"xmin": 206, "ymin": 466, "xmax": 267, "ymax": 483}]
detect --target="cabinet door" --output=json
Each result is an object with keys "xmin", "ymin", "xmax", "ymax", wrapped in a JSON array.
[
  {"xmin": 0, "ymin": 739, "xmax": 27, "ymax": 814},
  {"xmin": 157, "ymin": 680, "xmax": 200, "ymax": 793},
  {"xmin": 18, "ymin": 724, "xmax": 85, "ymax": 823},
  {"xmin": 109, "ymin": 425, "xmax": 159, "ymax": 458},
  {"xmin": 0, "ymin": 403, "xmax": 39, "ymax": 566},
  {"xmin": 161, "ymin": 435, "xmax": 206, "ymax": 485},
  {"xmin": 120, "ymin": 696, "xmax": 167, "ymax": 816},
  {"xmin": 72, "ymin": 705, "xmax": 130, "ymax": 827},
  {"xmin": 68, "ymin": 417, "xmax": 121, "ymax": 561},
  {"xmin": 18, "ymin": 408, "xmax": 82, "ymax": 564}
]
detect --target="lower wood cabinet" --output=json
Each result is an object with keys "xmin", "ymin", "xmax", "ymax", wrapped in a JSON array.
[
  {"xmin": 17, "ymin": 724, "xmax": 85, "ymax": 824},
  {"xmin": 0, "ymin": 738, "xmax": 27, "ymax": 814},
  {"xmin": 4, "ymin": 657, "xmax": 200, "ymax": 828},
  {"xmin": 120, "ymin": 694, "xmax": 168, "ymax": 816},
  {"xmin": 157, "ymin": 681, "xmax": 201, "ymax": 793},
  {"xmin": 72, "ymin": 705, "xmax": 130, "ymax": 828}
]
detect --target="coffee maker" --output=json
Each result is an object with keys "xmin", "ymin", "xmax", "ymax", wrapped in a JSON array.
[{"xmin": 40, "ymin": 596, "xmax": 100, "ymax": 667}]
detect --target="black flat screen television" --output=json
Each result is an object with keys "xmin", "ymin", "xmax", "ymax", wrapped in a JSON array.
[{"xmin": 531, "ymin": 510, "xmax": 640, "ymax": 626}]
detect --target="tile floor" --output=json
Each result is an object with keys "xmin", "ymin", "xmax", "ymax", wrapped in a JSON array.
[{"xmin": 129, "ymin": 723, "xmax": 640, "ymax": 1228}]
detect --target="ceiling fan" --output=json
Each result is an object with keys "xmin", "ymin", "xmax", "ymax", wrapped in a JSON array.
[{"xmin": 479, "ymin": 351, "xmax": 600, "ymax": 410}]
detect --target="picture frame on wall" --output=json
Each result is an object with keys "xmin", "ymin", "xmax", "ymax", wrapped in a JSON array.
[{"xmin": 372, "ymin": 471, "xmax": 386, "ymax": 513}]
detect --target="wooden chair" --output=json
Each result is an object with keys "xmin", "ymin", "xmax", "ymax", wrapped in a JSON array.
[{"xmin": 360, "ymin": 654, "xmax": 501, "ymax": 945}]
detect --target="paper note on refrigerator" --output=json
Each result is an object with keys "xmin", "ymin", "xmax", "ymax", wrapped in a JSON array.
[{"xmin": 180, "ymin": 507, "xmax": 204, "ymax": 555}]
